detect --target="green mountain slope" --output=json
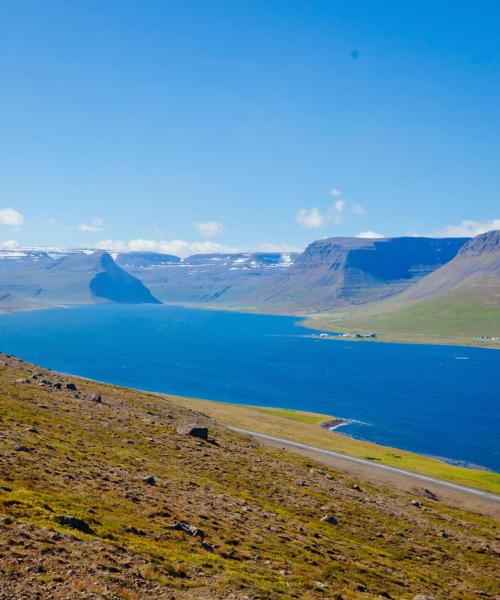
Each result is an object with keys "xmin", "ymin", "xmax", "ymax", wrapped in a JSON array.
[{"xmin": 308, "ymin": 230, "xmax": 500, "ymax": 347}]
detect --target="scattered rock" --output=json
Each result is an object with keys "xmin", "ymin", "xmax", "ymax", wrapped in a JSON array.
[
  {"xmin": 411, "ymin": 500, "xmax": 423, "ymax": 508},
  {"xmin": 26, "ymin": 427, "xmax": 39, "ymax": 434},
  {"xmin": 201, "ymin": 541, "xmax": 214, "ymax": 552},
  {"xmin": 15, "ymin": 378, "xmax": 30, "ymax": 384},
  {"xmin": 169, "ymin": 521, "xmax": 206, "ymax": 539},
  {"xmin": 53, "ymin": 382, "xmax": 62, "ymax": 390},
  {"xmin": 421, "ymin": 488, "xmax": 438, "ymax": 501},
  {"xmin": 352, "ymin": 484, "xmax": 362, "ymax": 492},
  {"xmin": 142, "ymin": 476, "xmax": 156, "ymax": 486},
  {"xmin": 55, "ymin": 515, "xmax": 94, "ymax": 534},
  {"xmin": 66, "ymin": 383, "xmax": 77, "ymax": 391},
  {"xmin": 125, "ymin": 525, "xmax": 146, "ymax": 536},
  {"xmin": 412, "ymin": 596, "xmax": 436, "ymax": 600},
  {"xmin": 91, "ymin": 393, "xmax": 102, "ymax": 403},
  {"xmin": 320, "ymin": 514, "xmax": 338, "ymax": 525},
  {"xmin": 439, "ymin": 530, "xmax": 449, "ymax": 538},
  {"xmin": 14, "ymin": 445, "xmax": 34, "ymax": 453},
  {"xmin": 176, "ymin": 424, "xmax": 209, "ymax": 440}
]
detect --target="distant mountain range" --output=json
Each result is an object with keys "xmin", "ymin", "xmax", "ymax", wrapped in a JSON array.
[{"xmin": 0, "ymin": 231, "xmax": 498, "ymax": 345}]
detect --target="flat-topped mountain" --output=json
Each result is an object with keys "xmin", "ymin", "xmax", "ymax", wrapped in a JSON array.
[
  {"xmin": 0, "ymin": 248, "xmax": 160, "ymax": 308},
  {"xmin": 256, "ymin": 236, "xmax": 467, "ymax": 311}
]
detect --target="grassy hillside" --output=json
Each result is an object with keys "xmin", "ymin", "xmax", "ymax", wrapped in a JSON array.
[
  {"xmin": 307, "ymin": 281, "xmax": 500, "ymax": 348},
  {"xmin": 0, "ymin": 356, "xmax": 498, "ymax": 598}
]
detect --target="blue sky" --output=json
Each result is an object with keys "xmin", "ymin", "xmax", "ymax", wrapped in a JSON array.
[{"xmin": 0, "ymin": 1, "xmax": 499, "ymax": 256}]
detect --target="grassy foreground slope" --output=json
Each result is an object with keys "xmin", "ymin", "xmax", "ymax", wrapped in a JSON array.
[{"xmin": 0, "ymin": 355, "xmax": 498, "ymax": 599}]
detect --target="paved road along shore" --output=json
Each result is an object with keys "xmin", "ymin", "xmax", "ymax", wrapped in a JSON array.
[{"xmin": 229, "ymin": 426, "xmax": 500, "ymax": 519}]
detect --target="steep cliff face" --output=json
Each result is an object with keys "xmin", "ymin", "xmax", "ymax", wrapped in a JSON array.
[
  {"xmin": 0, "ymin": 249, "xmax": 160, "ymax": 307},
  {"xmin": 257, "ymin": 236, "xmax": 468, "ymax": 311},
  {"xmin": 90, "ymin": 253, "xmax": 161, "ymax": 304}
]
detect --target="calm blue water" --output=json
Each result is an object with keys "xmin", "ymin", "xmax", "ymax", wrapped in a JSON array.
[{"xmin": 0, "ymin": 304, "xmax": 498, "ymax": 472}]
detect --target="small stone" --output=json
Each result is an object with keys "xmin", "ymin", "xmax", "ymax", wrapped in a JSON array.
[
  {"xmin": 66, "ymin": 383, "xmax": 77, "ymax": 391},
  {"xmin": 15, "ymin": 378, "xmax": 30, "ymax": 384},
  {"xmin": 412, "ymin": 596, "xmax": 436, "ymax": 600},
  {"xmin": 201, "ymin": 541, "xmax": 214, "ymax": 552},
  {"xmin": 320, "ymin": 514, "xmax": 338, "ymax": 525},
  {"xmin": 142, "ymin": 476, "xmax": 156, "ymax": 485},
  {"xmin": 352, "ymin": 484, "xmax": 362, "ymax": 492},
  {"xmin": 26, "ymin": 427, "xmax": 39, "ymax": 434},
  {"xmin": 53, "ymin": 383, "xmax": 62, "ymax": 390},
  {"xmin": 169, "ymin": 521, "xmax": 206, "ymax": 539},
  {"xmin": 91, "ymin": 393, "xmax": 102, "ymax": 403},
  {"xmin": 411, "ymin": 500, "xmax": 423, "ymax": 508},
  {"xmin": 125, "ymin": 525, "xmax": 146, "ymax": 536}
]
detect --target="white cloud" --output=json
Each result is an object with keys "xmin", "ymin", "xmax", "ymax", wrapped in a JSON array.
[
  {"xmin": 0, "ymin": 208, "xmax": 24, "ymax": 226},
  {"xmin": 0, "ymin": 239, "xmax": 19, "ymax": 249},
  {"xmin": 78, "ymin": 218, "xmax": 104, "ymax": 232},
  {"xmin": 296, "ymin": 199, "xmax": 365, "ymax": 229},
  {"xmin": 333, "ymin": 199, "xmax": 346, "ymax": 214},
  {"xmin": 257, "ymin": 242, "xmax": 303, "ymax": 253},
  {"xmin": 356, "ymin": 230, "xmax": 385, "ymax": 239},
  {"xmin": 295, "ymin": 207, "xmax": 328, "ymax": 229},
  {"xmin": 193, "ymin": 221, "xmax": 225, "ymax": 238},
  {"xmin": 47, "ymin": 217, "xmax": 57, "ymax": 225},
  {"xmin": 329, "ymin": 188, "xmax": 342, "ymax": 197},
  {"xmin": 429, "ymin": 219, "xmax": 500, "ymax": 238},
  {"xmin": 351, "ymin": 202, "xmax": 365, "ymax": 215},
  {"xmin": 96, "ymin": 238, "xmax": 240, "ymax": 258}
]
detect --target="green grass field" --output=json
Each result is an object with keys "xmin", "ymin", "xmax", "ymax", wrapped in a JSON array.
[{"xmin": 306, "ymin": 288, "xmax": 500, "ymax": 348}]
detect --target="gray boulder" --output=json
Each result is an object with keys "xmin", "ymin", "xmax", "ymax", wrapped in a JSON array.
[{"xmin": 176, "ymin": 424, "xmax": 209, "ymax": 440}]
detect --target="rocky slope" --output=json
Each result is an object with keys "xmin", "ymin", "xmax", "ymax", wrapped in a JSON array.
[
  {"xmin": 0, "ymin": 249, "xmax": 160, "ymax": 308},
  {"xmin": 0, "ymin": 354, "xmax": 498, "ymax": 599}
]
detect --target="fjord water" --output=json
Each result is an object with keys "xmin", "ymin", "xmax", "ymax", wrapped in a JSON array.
[{"xmin": 0, "ymin": 304, "xmax": 498, "ymax": 472}]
